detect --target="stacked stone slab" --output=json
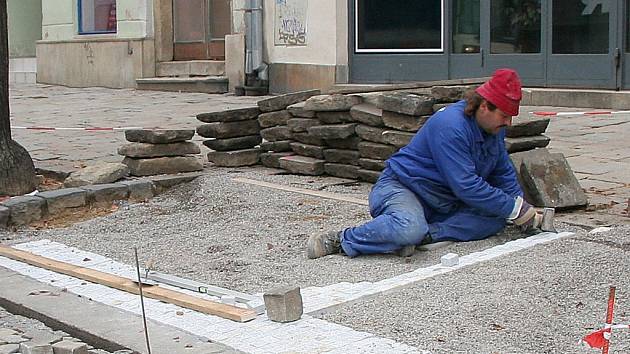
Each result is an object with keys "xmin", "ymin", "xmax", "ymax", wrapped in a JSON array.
[
  {"xmin": 120, "ymin": 130, "xmax": 203, "ymax": 176},
  {"xmin": 197, "ymin": 107, "xmax": 262, "ymax": 167},
  {"xmin": 504, "ymin": 116, "xmax": 551, "ymax": 153},
  {"xmin": 257, "ymin": 89, "xmax": 320, "ymax": 169}
]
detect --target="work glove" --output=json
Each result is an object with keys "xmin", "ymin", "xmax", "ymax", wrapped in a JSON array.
[{"xmin": 510, "ymin": 196, "xmax": 542, "ymax": 233}]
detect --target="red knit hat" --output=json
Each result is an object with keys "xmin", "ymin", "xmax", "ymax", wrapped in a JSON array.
[{"xmin": 475, "ymin": 69, "xmax": 522, "ymax": 116}]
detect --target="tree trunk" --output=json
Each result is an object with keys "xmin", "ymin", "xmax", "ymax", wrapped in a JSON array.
[{"xmin": 0, "ymin": 0, "xmax": 37, "ymax": 196}]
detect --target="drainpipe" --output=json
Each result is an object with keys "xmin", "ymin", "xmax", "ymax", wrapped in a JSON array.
[{"xmin": 244, "ymin": 0, "xmax": 267, "ymax": 85}]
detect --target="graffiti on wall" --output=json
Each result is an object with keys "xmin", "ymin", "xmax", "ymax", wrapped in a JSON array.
[{"xmin": 275, "ymin": 0, "xmax": 307, "ymax": 46}]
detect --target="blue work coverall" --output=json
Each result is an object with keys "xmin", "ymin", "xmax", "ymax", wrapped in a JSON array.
[{"xmin": 340, "ymin": 100, "xmax": 523, "ymax": 257}]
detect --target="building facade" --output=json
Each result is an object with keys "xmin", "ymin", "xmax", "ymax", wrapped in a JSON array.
[{"xmin": 8, "ymin": 0, "xmax": 41, "ymax": 84}]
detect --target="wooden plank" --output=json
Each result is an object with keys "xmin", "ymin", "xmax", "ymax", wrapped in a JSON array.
[
  {"xmin": 0, "ymin": 245, "xmax": 256, "ymax": 322},
  {"xmin": 233, "ymin": 177, "xmax": 369, "ymax": 206}
]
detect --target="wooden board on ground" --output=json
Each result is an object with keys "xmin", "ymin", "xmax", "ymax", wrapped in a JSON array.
[
  {"xmin": 0, "ymin": 245, "xmax": 257, "ymax": 322},
  {"xmin": 233, "ymin": 177, "xmax": 368, "ymax": 206}
]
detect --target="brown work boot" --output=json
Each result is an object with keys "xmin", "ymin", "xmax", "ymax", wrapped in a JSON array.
[{"xmin": 307, "ymin": 231, "xmax": 342, "ymax": 259}]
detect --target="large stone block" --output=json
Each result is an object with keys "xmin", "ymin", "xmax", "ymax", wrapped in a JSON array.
[
  {"xmin": 257, "ymin": 89, "xmax": 320, "ymax": 112},
  {"xmin": 350, "ymin": 103, "xmax": 383, "ymax": 127},
  {"xmin": 382, "ymin": 111, "xmax": 429, "ymax": 132},
  {"xmin": 260, "ymin": 152, "xmax": 295, "ymax": 169},
  {"xmin": 207, "ymin": 149, "xmax": 260, "ymax": 167},
  {"xmin": 377, "ymin": 92, "xmax": 435, "ymax": 116},
  {"xmin": 513, "ymin": 148, "xmax": 587, "ymax": 208},
  {"xmin": 0, "ymin": 205, "xmax": 9, "ymax": 229},
  {"xmin": 258, "ymin": 110, "xmax": 292, "ymax": 128},
  {"xmin": 264, "ymin": 286, "xmax": 303, "ymax": 323},
  {"xmin": 64, "ymin": 162, "xmax": 129, "ymax": 187},
  {"xmin": 357, "ymin": 169, "xmax": 381, "ymax": 183},
  {"xmin": 287, "ymin": 118, "xmax": 320, "ymax": 133},
  {"xmin": 202, "ymin": 135, "xmax": 261, "ymax": 151},
  {"xmin": 505, "ymin": 117, "xmax": 551, "ymax": 138},
  {"xmin": 125, "ymin": 129, "xmax": 195, "ymax": 144},
  {"xmin": 196, "ymin": 106, "xmax": 260, "ymax": 123},
  {"xmin": 324, "ymin": 136, "xmax": 361, "ymax": 150},
  {"xmin": 287, "ymin": 101, "xmax": 316, "ymax": 118},
  {"xmin": 123, "ymin": 156, "xmax": 203, "ymax": 176},
  {"xmin": 52, "ymin": 340, "xmax": 88, "ymax": 354},
  {"xmin": 355, "ymin": 124, "xmax": 387, "ymax": 144},
  {"xmin": 304, "ymin": 94, "xmax": 362, "ymax": 112},
  {"xmin": 81, "ymin": 184, "xmax": 129, "ymax": 204},
  {"xmin": 1, "ymin": 196, "xmax": 45, "ymax": 226},
  {"xmin": 358, "ymin": 142, "xmax": 397, "ymax": 160},
  {"xmin": 117, "ymin": 142, "xmax": 201, "ymax": 158},
  {"xmin": 197, "ymin": 120, "xmax": 260, "ymax": 139},
  {"xmin": 260, "ymin": 140, "xmax": 292, "ymax": 152},
  {"xmin": 317, "ymin": 111, "xmax": 353, "ymax": 124},
  {"xmin": 260, "ymin": 126, "xmax": 293, "ymax": 142},
  {"xmin": 307, "ymin": 124, "xmax": 357, "ymax": 140},
  {"xmin": 359, "ymin": 158, "xmax": 386, "ymax": 171},
  {"xmin": 290, "ymin": 143, "xmax": 325, "ymax": 159},
  {"xmin": 119, "ymin": 180, "xmax": 155, "ymax": 202},
  {"xmin": 37, "ymin": 188, "xmax": 87, "ymax": 214},
  {"xmin": 382, "ymin": 130, "xmax": 415, "ymax": 148},
  {"xmin": 324, "ymin": 163, "xmax": 360, "ymax": 179},
  {"xmin": 431, "ymin": 85, "xmax": 475, "ymax": 103},
  {"xmin": 279, "ymin": 155, "xmax": 325, "ymax": 175},
  {"xmin": 324, "ymin": 149, "xmax": 360, "ymax": 165},
  {"xmin": 292, "ymin": 132, "xmax": 325, "ymax": 146},
  {"xmin": 505, "ymin": 135, "xmax": 550, "ymax": 153}
]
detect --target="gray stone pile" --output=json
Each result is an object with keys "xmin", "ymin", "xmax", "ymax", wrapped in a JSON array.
[
  {"xmin": 505, "ymin": 116, "xmax": 551, "ymax": 153},
  {"xmin": 256, "ymin": 89, "xmax": 320, "ymax": 169},
  {"xmin": 120, "ymin": 130, "xmax": 202, "ymax": 176},
  {"xmin": 196, "ymin": 107, "xmax": 262, "ymax": 167}
]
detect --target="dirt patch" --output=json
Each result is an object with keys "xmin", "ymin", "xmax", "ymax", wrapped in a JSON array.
[
  {"xmin": 30, "ymin": 204, "xmax": 119, "ymax": 230},
  {"xmin": 37, "ymin": 175, "xmax": 65, "ymax": 192}
]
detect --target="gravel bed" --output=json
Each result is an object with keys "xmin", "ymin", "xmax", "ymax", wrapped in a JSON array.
[
  {"xmin": 317, "ymin": 226, "xmax": 630, "ymax": 353},
  {"xmin": 1, "ymin": 167, "xmax": 584, "ymax": 294}
]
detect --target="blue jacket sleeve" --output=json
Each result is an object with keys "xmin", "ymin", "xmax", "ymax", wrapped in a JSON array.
[
  {"xmin": 428, "ymin": 127, "xmax": 516, "ymax": 218},
  {"xmin": 487, "ymin": 139, "xmax": 524, "ymax": 199}
]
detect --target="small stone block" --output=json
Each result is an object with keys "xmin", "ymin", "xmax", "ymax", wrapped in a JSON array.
[
  {"xmin": 207, "ymin": 149, "xmax": 260, "ymax": 167},
  {"xmin": 324, "ymin": 163, "xmax": 360, "ymax": 179},
  {"xmin": 441, "ymin": 253, "xmax": 459, "ymax": 267},
  {"xmin": 287, "ymin": 101, "xmax": 317, "ymax": 118},
  {"xmin": 149, "ymin": 172, "xmax": 202, "ymax": 193},
  {"xmin": 125, "ymin": 129, "xmax": 195, "ymax": 144},
  {"xmin": 377, "ymin": 92, "xmax": 435, "ymax": 116},
  {"xmin": 258, "ymin": 110, "xmax": 292, "ymax": 128},
  {"xmin": 52, "ymin": 340, "xmax": 88, "ymax": 354},
  {"xmin": 260, "ymin": 152, "xmax": 294, "ymax": 168},
  {"xmin": 263, "ymin": 286, "xmax": 303, "ymax": 323},
  {"xmin": 382, "ymin": 111, "xmax": 429, "ymax": 132},
  {"xmin": 259, "ymin": 140, "xmax": 292, "ymax": 152},
  {"xmin": 258, "ymin": 89, "xmax": 320, "ymax": 112},
  {"xmin": 357, "ymin": 169, "xmax": 381, "ymax": 183},
  {"xmin": 196, "ymin": 107, "xmax": 260, "ymax": 123},
  {"xmin": 317, "ymin": 111, "xmax": 353, "ymax": 124},
  {"xmin": 355, "ymin": 124, "xmax": 388, "ymax": 144},
  {"xmin": 324, "ymin": 136, "xmax": 361, "ymax": 150},
  {"xmin": 117, "ymin": 142, "xmax": 201, "ymax": 158},
  {"xmin": 350, "ymin": 103, "xmax": 383, "ymax": 127},
  {"xmin": 304, "ymin": 94, "xmax": 362, "ymax": 112},
  {"xmin": 358, "ymin": 141, "xmax": 398, "ymax": 160},
  {"xmin": 0, "ymin": 205, "xmax": 10, "ymax": 229},
  {"xmin": 123, "ymin": 156, "xmax": 203, "ymax": 176},
  {"xmin": 287, "ymin": 118, "xmax": 320, "ymax": 133},
  {"xmin": 260, "ymin": 126, "xmax": 293, "ymax": 142},
  {"xmin": 307, "ymin": 124, "xmax": 357, "ymax": 140},
  {"xmin": 358, "ymin": 158, "xmax": 386, "ymax": 171},
  {"xmin": 290, "ymin": 142, "xmax": 325, "ymax": 159},
  {"xmin": 1, "ymin": 196, "xmax": 46, "ymax": 226},
  {"xmin": 505, "ymin": 117, "xmax": 551, "ymax": 138},
  {"xmin": 202, "ymin": 135, "xmax": 261, "ymax": 151},
  {"xmin": 292, "ymin": 132, "xmax": 325, "ymax": 146},
  {"xmin": 382, "ymin": 130, "xmax": 415, "ymax": 148},
  {"xmin": 196, "ymin": 120, "xmax": 261, "ymax": 139},
  {"xmin": 81, "ymin": 184, "xmax": 129, "ymax": 204},
  {"xmin": 505, "ymin": 135, "xmax": 551, "ymax": 153},
  {"xmin": 279, "ymin": 155, "xmax": 325, "ymax": 175},
  {"xmin": 119, "ymin": 180, "xmax": 155, "ymax": 202},
  {"xmin": 431, "ymin": 85, "xmax": 475, "ymax": 103},
  {"xmin": 37, "ymin": 188, "xmax": 87, "ymax": 214},
  {"xmin": 19, "ymin": 343, "xmax": 53, "ymax": 354},
  {"xmin": 0, "ymin": 343, "xmax": 19, "ymax": 353},
  {"xmin": 324, "ymin": 149, "xmax": 359, "ymax": 165}
]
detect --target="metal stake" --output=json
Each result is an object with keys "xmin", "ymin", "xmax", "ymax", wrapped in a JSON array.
[{"xmin": 134, "ymin": 247, "xmax": 152, "ymax": 354}]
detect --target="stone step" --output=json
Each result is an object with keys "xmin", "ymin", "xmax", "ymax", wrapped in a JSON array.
[
  {"xmin": 136, "ymin": 76, "xmax": 228, "ymax": 94},
  {"xmin": 156, "ymin": 60, "xmax": 225, "ymax": 77}
]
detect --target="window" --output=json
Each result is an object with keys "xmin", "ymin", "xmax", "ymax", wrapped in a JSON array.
[{"xmin": 79, "ymin": 0, "xmax": 117, "ymax": 34}]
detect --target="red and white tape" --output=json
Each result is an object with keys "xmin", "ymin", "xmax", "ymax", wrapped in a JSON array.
[
  {"xmin": 532, "ymin": 110, "xmax": 630, "ymax": 116},
  {"xmin": 11, "ymin": 126, "xmax": 167, "ymax": 132}
]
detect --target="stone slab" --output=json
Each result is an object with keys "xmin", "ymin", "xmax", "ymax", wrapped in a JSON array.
[
  {"xmin": 258, "ymin": 110, "xmax": 292, "ymax": 128},
  {"xmin": 196, "ymin": 120, "xmax": 260, "ymax": 139},
  {"xmin": 382, "ymin": 111, "xmax": 429, "ymax": 132},
  {"xmin": 304, "ymin": 94, "xmax": 362, "ymax": 112},
  {"xmin": 323, "ymin": 149, "xmax": 360, "ymax": 165},
  {"xmin": 382, "ymin": 130, "xmax": 415, "ymax": 148},
  {"xmin": 202, "ymin": 135, "xmax": 261, "ymax": 151},
  {"xmin": 37, "ymin": 188, "xmax": 87, "ymax": 214},
  {"xmin": 278, "ymin": 155, "xmax": 325, "ymax": 175},
  {"xmin": 357, "ymin": 169, "xmax": 381, "ymax": 183},
  {"xmin": 377, "ymin": 92, "xmax": 434, "ymax": 116},
  {"xmin": 19, "ymin": 343, "xmax": 52, "ymax": 354},
  {"xmin": 260, "ymin": 152, "xmax": 295, "ymax": 169},
  {"xmin": 287, "ymin": 102, "xmax": 316, "ymax": 118},
  {"xmin": 117, "ymin": 142, "xmax": 201, "ymax": 158},
  {"xmin": 122, "ymin": 156, "xmax": 203, "ymax": 176},
  {"xmin": 257, "ymin": 89, "xmax": 320, "ymax": 112},
  {"xmin": 355, "ymin": 125, "xmax": 387, "ymax": 144},
  {"xmin": 63, "ymin": 163, "xmax": 129, "ymax": 188},
  {"xmin": 260, "ymin": 126, "xmax": 293, "ymax": 142},
  {"xmin": 80, "ymin": 184, "xmax": 129, "ymax": 204},
  {"xmin": 316, "ymin": 111, "xmax": 353, "ymax": 124},
  {"xmin": 207, "ymin": 148, "xmax": 260, "ymax": 167},
  {"xmin": 292, "ymin": 132, "xmax": 325, "ymax": 146},
  {"xmin": 51, "ymin": 340, "xmax": 88, "ymax": 354},
  {"xmin": 1, "ymin": 196, "xmax": 46, "ymax": 226},
  {"xmin": 307, "ymin": 124, "xmax": 357, "ymax": 140},
  {"xmin": 290, "ymin": 143, "xmax": 325, "ymax": 159},
  {"xmin": 196, "ymin": 106, "xmax": 260, "ymax": 123},
  {"xmin": 118, "ymin": 180, "xmax": 155, "ymax": 202},
  {"xmin": 505, "ymin": 117, "xmax": 551, "ymax": 138},
  {"xmin": 505, "ymin": 135, "xmax": 551, "ymax": 153},
  {"xmin": 516, "ymin": 148, "xmax": 588, "ymax": 208},
  {"xmin": 259, "ymin": 140, "xmax": 292, "ymax": 152},
  {"xmin": 263, "ymin": 286, "xmax": 303, "ymax": 323},
  {"xmin": 431, "ymin": 85, "xmax": 475, "ymax": 102},
  {"xmin": 324, "ymin": 163, "xmax": 360, "ymax": 179},
  {"xmin": 125, "ymin": 129, "xmax": 195, "ymax": 144},
  {"xmin": 287, "ymin": 118, "xmax": 320, "ymax": 133},
  {"xmin": 358, "ymin": 142, "xmax": 398, "ymax": 160},
  {"xmin": 358, "ymin": 158, "xmax": 386, "ymax": 171},
  {"xmin": 324, "ymin": 136, "xmax": 361, "ymax": 150},
  {"xmin": 350, "ymin": 103, "xmax": 383, "ymax": 127},
  {"xmin": 0, "ymin": 343, "xmax": 19, "ymax": 353},
  {"xmin": 149, "ymin": 172, "xmax": 203, "ymax": 193}
]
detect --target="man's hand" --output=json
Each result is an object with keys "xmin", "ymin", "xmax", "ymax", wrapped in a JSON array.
[{"xmin": 510, "ymin": 197, "xmax": 541, "ymax": 232}]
